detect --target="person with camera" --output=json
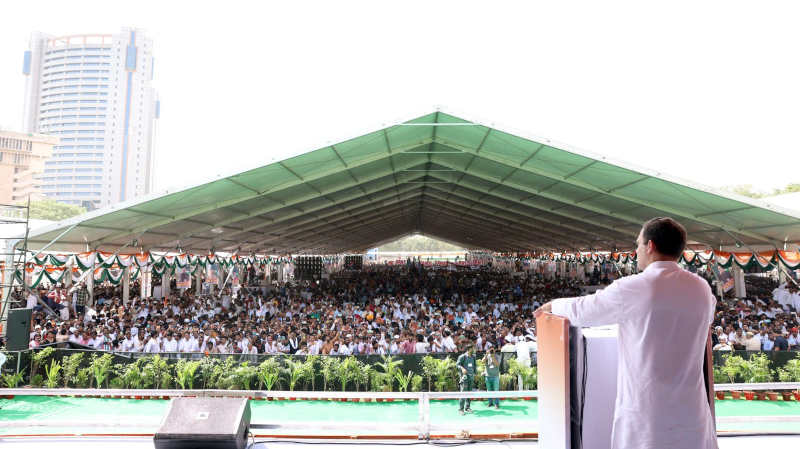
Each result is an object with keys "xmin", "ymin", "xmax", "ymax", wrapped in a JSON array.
[{"xmin": 483, "ymin": 346, "xmax": 501, "ymax": 408}]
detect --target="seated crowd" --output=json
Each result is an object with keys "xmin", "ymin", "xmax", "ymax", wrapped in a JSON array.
[
  {"xmin": 19, "ymin": 263, "xmax": 800, "ymax": 355},
  {"xmin": 711, "ymin": 276, "xmax": 800, "ymax": 351}
]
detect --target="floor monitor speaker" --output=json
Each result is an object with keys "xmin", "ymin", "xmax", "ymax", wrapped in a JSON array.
[{"xmin": 154, "ymin": 397, "xmax": 251, "ymax": 449}]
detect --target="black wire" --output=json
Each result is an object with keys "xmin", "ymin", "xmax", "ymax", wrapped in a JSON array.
[
  {"xmin": 717, "ymin": 432, "xmax": 800, "ymax": 438},
  {"xmin": 248, "ymin": 439, "xmax": 528, "ymax": 447}
]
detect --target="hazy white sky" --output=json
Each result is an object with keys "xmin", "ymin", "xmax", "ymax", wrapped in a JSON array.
[{"xmin": 2, "ymin": 0, "xmax": 799, "ymax": 195}]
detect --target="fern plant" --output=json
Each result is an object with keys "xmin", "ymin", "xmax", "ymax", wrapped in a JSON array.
[
  {"xmin": 258, "ymin": 358, "xmax": 282, "ymax": 391},
  {"xmin": 90, "ymin": 353, "xmax": 114, "ymax": 388},
  {"xmin": 395, "ymin": 370, "xmax": 414, "ymax": 392},
  {"xmin": 175, "ymin": 360, "xmax": 201, "ymax": 389},
  {"xmin": 374, "ymin": 355, "xmax": 403, "ymax": 391},
  {"xmin": 321, "ymin": 357, "xmax": 340, "ymax": 391},
  {"xmin": 61, "ymin": 352, "xmax": 85, "ymax": 388},
  {"xmin": 1, "ymin": 370, "xmax": 25, "ymax": 388},
  {"xmin": 44, "ymin": 359, "xmax": 62, "ymax": 388}
]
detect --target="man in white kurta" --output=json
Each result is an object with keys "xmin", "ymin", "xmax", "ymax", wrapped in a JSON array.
[{"xmin": 536, "ymin": 217, "xmax": 718, "ymax": 449}]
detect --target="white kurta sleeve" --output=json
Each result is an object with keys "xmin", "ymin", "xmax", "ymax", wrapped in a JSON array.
[{"xmin": 550, "ymin": 279, "xmax": 626, "ymax": 327}]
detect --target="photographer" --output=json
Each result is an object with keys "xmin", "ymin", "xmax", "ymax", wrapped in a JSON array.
[{"xmin": 482, "ymin": 346, "xmax": 501, "ymax": 408}]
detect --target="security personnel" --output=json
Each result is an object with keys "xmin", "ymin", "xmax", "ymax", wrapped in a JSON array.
[{"xmin": 456, "ymin": 342, "xmax": 476, "ymax": 415}]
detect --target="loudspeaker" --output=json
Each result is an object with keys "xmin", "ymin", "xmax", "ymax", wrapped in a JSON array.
[
  {"xmin": 154, "ymin": 397, "xmax": 251, "ymax": 449},
  {"xmin": 6, "ymin": 308, "xmax": 32, "ymax": 351}
]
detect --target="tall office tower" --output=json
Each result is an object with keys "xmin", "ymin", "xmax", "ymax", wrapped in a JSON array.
[{"xmin": 22, "ymin": 28, "xmax": 159, "ymax": 208}]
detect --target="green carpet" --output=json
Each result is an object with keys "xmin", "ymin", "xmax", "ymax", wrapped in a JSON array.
[{"xmin": 0, "ymin": 396, "xmax": 798, "ymax": 436}]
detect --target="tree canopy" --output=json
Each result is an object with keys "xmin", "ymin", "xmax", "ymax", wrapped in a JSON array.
[
  {"xmin": 721, "ymin": 182, "xmax": 800, "ymax": 199},
  {"xmin": 21, "ymin": 199, "xmax": 87, "ymax": 221},
  {"xmin": 377, "ymin": 235, "xmax": 465, "ymax": 252}
]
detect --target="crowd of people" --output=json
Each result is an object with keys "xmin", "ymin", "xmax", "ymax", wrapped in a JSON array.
[
  {"xmin": 710, "ymin": 276, "xmax": 800, "ymax": 351},
  {"xmin": 16, "ymin": 262, "xmax": 800, "ymax": 356}
]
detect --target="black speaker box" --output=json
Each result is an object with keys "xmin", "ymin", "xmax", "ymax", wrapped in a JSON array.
[
  {"xmin": 6, "ymin": 308, "xmax": 32, "ymax": 351},
  {"xmin": 154, "ymin": 397, "xmax": 251, "ymax": 449}
]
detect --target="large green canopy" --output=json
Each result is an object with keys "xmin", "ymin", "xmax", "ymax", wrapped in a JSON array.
[{"xmin": 24, "ymin": 110, "xmax": 800, "ymax": 254}]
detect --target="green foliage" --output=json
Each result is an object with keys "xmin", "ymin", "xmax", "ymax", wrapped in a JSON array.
[
  {"xmin": 75, "ymin": 367, "xmax": 91, "ymax": 388},
  {"xmin": 230, "ymin": 362, "xmax": 258, "ymax": 390},
  {"xmin": 283, "ymin": 359, "xmax": 311, "ymax": 391},
  {"xmin": 420, "ymin": 355, "xmax": 438, "ymax": 391},
  {"xmin": 257, "ymin": 358, "xmax": 281, "ymax": 391},
  {"xmin": 395, "ymin": 370, "xmax": 414, "ymax": 392},
  {"xmin": 433, "ymin": 357, "xmax": 457, "ymax": 392},
  {"xmin": 321, "ymin": 357, "xmax": 340, "ymax": 391},
  {"xmin": 175, "ymin": 360, "xmax": 201, "ymax": 390},
  {"xmin": 2, "ymin": 370, "xmax": 25, "ymax": 388},
  {"xmin": 474, "ymin": 359, "xmax": 486, "ymax": 390},
  {"xmin": 31, "ymin": 347, "xmax": 56, "ymax": 379},
  {"xmin": 44, "ymin": 359, "xmax": 62, "ymax": 388},
  {"xmin": 721, "ymin": 183, "xmax": 800, "ymax": 199},
  {"xmin": 377, "ymin": 235, "xmax": 465, "ymax": 252},
  {"xmin": 90, "ymin": 353, "xmax": 114, "ymax": 388},
  {"xmin": 499, "ymin": 374, "xmax": 513, "ymax": 391},
  {"xmin": 118, "ymin": 359, "xmax": 147, "ymax": 389},
  {"xmin": 410, "ymin": 374, "xmax": 423, "ymax": 392},
  {"xmin": 507, "ymin": 358, "xmax": 537, "ymax": 390},
  {"xmin": 30, "ymin": 374, "xmax": 44, "ymax": 387},
  {"xmin": 355, "ymin": 361, "xmax": 371, "ymax": 392},
  {"xmin": 777, "ymin": 358, "xmax": 800, "ymax": 383},
  {"xmin": 336, "ymin": 356, "xmax": 363, "ymax": 392},
  {"xmin": 61, "ymin": 352, "xmax": 85, "ymax": 388},
  {"xmin": 109, "ymin": 377, "xmax": 126, "ymax": 389},
  {"xmin": 721, "ymin": 353, "xmax": 747, "ymax": 383},
  {"xmin": 142, "ymin": 355, "xmax": 171, "ymax": 389},
  {"xmin": 374, "ymin": 356, "xmax": 403, "ymax": 392},
  {"xmin": 210, "ymin": 357, "xmax": 238, "ymax": 390},
  {"xmin": 713, "ymin": 366, "xmax": 728, "ymax": 384},
  {"xmin": 742, "ymin": 353, "xmax": 773, "ymax": 383},
  {"xmin": 303, "ymin": 355, "xmax": 320, "ymax": 391},
  {"xmin": 196, "ymin": 357, "xmax": 220, "ymax": 389},
  {"xmin": 25, "ymin": 199, "xmax": 86, "ymax": 221}
]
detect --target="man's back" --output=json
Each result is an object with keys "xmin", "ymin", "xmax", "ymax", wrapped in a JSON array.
[{"xmin": 552, "ymin": 261, "xmax": 717, "ymax": 449}]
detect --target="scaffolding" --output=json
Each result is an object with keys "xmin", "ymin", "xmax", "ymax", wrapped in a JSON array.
[{"xmin": 0, "ymin": 198, "xmax": 30, "ymax": 337}]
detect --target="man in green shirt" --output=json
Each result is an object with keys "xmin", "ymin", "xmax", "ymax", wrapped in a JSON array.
[
  {"xmin": 456, "ymin": 343, "xmax": 476, "ymax": 415},
  {"xmin": 483, "ymin": 347, "xmax": 501, "ymax": 408}
]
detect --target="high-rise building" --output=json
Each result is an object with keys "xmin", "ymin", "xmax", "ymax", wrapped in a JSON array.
[
  {"xmin": 0, "ymin": 130, "xmax": 58, "ymax": 204},
  {"xmin": 22, "ymin": 28, "xmax": 159, "ymax": 207}
]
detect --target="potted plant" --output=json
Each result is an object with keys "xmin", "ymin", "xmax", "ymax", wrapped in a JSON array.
[
  {"xmin": 743, "ymin": 353, "xmax": 773, "ymax": 400},
  {"xmin": 777, "ymin": 357, "xmax": 800, "ymax": 401},
  {"xmin": 713, "ymin": 366, "xmax": 727, "ymax": 399},
  {"xmin": 720, "ymin": 353, "xmax": 746, "ymax": 399}
]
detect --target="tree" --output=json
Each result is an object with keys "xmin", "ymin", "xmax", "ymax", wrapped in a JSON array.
[
  {"xmin": 377, "ymin": 235, "xmax": 465, "ymax": 252},
  {"xmin": 22, "ymin": 199, "xmax": 86, "ymax": 221},
  {"xmin": 721, "ymin": 182, "xmax": 800, "ymax": 199}
]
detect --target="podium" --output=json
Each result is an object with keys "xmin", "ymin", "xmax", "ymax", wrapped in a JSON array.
[{"xmin": 536, "ymin": 313, "xmax": 715, "ymax": 449}]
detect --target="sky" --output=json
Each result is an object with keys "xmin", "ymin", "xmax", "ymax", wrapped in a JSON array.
[{"xmin": 1, "ymin": 0, "xmax": 799, "ymax": 196}]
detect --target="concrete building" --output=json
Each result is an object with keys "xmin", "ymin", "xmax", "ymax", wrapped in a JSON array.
[
  {"xmin": 0, "ymin": 130, "xmax": 58, "ymax": 204},
  {"xmin": 22, "ymin": 28, "xmax": 159, "ymax": 208}
]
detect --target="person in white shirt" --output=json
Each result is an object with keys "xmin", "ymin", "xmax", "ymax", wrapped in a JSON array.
[
  {"xmin": 144, "ymin": 333, "xmax": 161, "ymax": 353},
  {"xmin": 163, "ymin": 334, "xmax": 179, "ymax": 352},
  {"xmin": 536, "ymin": 217, "xmax": 717, "ymax": 449},
  {"xmin": 178, "ymin": 333, "xmax": 193, "ymax": 353},
  {"xmin": 515, "ymin": 335, "xmax": 532, "ymax": 368},
  {"xmin": 713, "ymin": 335, "xmax": 732, "ymax": 351},
  {"xmin": 414, "ymin": 334, "xmax": 429, "ymax": 353}
]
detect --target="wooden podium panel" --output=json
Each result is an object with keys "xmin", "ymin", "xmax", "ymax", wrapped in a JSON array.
[{"xmin": 536, "ymin": 313, "xmax": 571, "ymax": 449}]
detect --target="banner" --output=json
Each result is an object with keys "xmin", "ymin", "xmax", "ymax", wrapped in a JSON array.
[{"xmin": 176, "ymin": 266, "xmax": 191, "ymax": 289}]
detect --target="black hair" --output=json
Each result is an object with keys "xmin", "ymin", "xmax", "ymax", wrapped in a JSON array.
[{"xmin": 641, "ymin": 217, "xmax": 687, "ymax": 258}]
